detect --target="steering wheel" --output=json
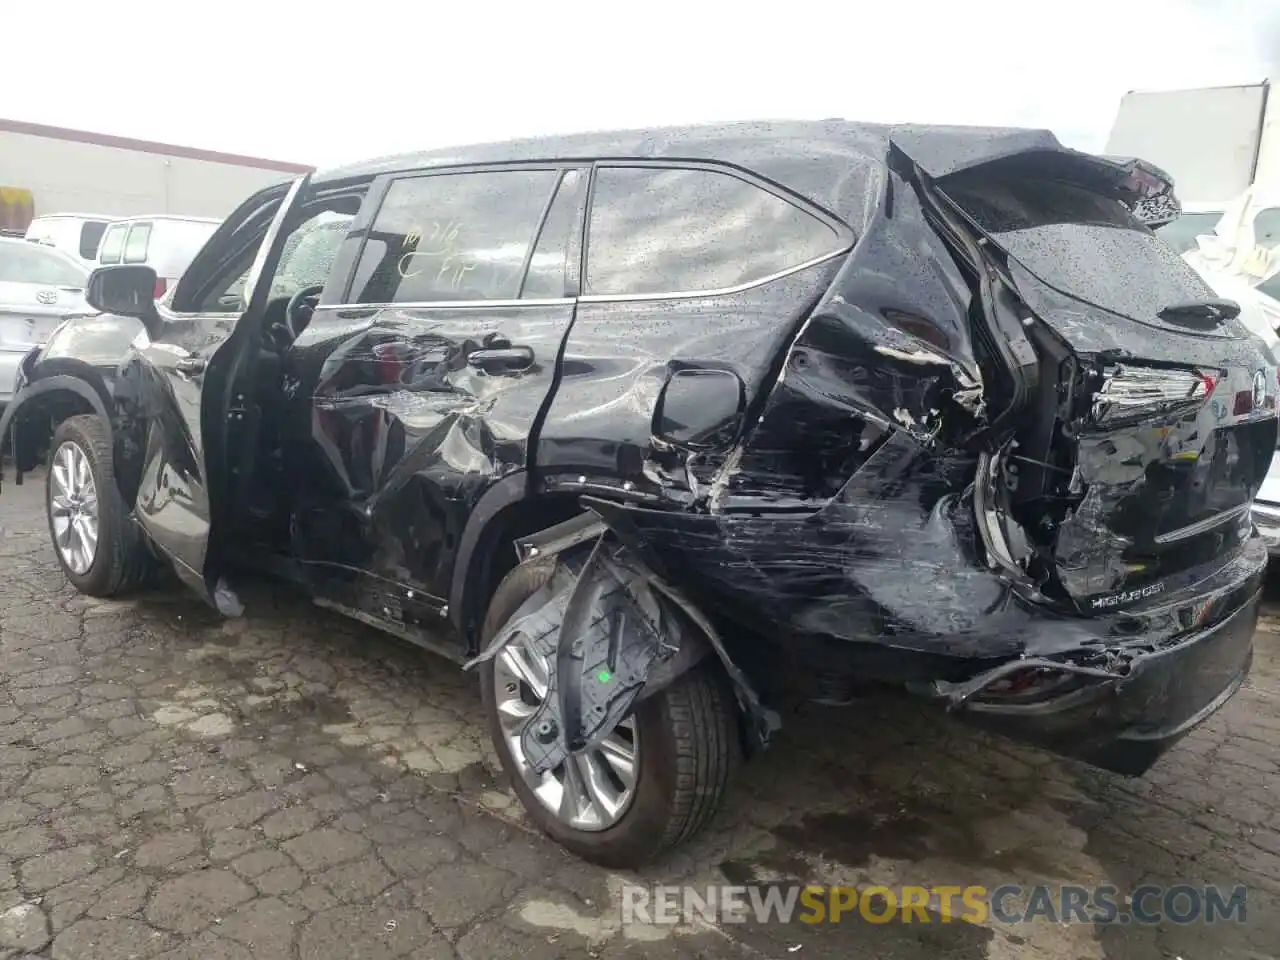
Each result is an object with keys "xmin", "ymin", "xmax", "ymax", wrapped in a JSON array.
[{"xmin": 284, "ymin": 285, "xmax": 325, "ymax": 343}]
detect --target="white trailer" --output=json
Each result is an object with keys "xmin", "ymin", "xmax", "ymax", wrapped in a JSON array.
[{"xmin": 0, "ymin": 117, "xmax": 311, "ymax": 226}]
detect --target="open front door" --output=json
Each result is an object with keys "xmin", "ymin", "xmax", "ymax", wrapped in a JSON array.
[{"xmin": 129, "ymin": 176, "xmax": 310, "ymax": 604}]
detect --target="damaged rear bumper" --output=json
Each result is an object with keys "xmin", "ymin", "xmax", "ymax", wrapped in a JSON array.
[
  {"xmin": 582, "ymin": 447, "xmax": 1268, "ymax": 776},
  {"xmin": 948, "ymin": 575, "xmax": 1260, "ymax": 776}
]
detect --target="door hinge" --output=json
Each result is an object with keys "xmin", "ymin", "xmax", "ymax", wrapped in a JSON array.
[{"xmin": 227, "ymin": 393, "xmax": 249, "ymax": 423}]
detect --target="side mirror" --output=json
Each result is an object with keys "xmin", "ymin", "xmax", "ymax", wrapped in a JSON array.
[
  {"xmin": 653, "ymin": 368, "xmax": 744, "ymax": 450},
  {"xmin": 86, "ymin": 265, "xmax": 163, "ymax": 338}
]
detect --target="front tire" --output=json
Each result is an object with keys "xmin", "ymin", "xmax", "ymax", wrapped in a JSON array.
[
  {"xmin": 479, "ymin": 560, "xmax": 740, "ymax": 868},
  {"xmin": 45, "ymin": 415, "xmax": 150, "ymax": 597}
]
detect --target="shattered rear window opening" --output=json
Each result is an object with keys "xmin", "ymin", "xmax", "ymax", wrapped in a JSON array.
[{"xmin": 943, "ymin": 174, "xmax": 1216, "ymax": 326}]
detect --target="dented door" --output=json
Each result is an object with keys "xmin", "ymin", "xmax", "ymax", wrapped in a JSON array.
[
  {"xmin": 128, "ymin": 176, "xmax": 309, "ymax": 598},
  {"xmin": 287, "ymin": 165, "xmax": 587, "ymax": 616}
]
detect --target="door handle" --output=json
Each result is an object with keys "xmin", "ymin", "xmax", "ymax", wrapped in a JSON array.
[
  {"xmin": 174, "ymin": 357, "xmax": 206, "ymax": 375},
  {"xmin": 467, "ymin": 346, "xmax": 534, "ymax": 373}
]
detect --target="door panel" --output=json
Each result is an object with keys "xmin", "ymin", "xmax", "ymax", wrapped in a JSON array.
[
  {"xmin": 128, "ymin": 312, "xmax": 237, "ymax": 595},
  {"xmin": 286, "ymin": 299, "xmax": 577, "ymax": 605},
  {"xmin": 128, "ymin": 176, "xmax": 309, "ymax": 598},
  {"xmin": 281, "ymin": 164, "xmax": 587, "ymax": 630}
]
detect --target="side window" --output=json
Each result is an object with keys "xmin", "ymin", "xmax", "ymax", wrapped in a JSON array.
[
  {"xmin": 584, "ymin": 166, "xmax": 842, "ymax": 297},
  {"xmin": 351, "ymin": 169, "xmax": 559, "ymax": 304},
  {"xmin": 123, "ymin": 223, "xmax": 152, "ymax": 264},
  {"xmin": 98, "ymin": 223, "xmax": 127, "ymax": 264},
  {"xmin": 79, "ymin": 221, "xmax": 107, "ymax": 260},
  {"xmin": 520, "ymin": 169, "xmax": 585, "ymax": 300},
  {"xmin": 265, "ymin": 211, "xmax": 355, "ymax": 300}
]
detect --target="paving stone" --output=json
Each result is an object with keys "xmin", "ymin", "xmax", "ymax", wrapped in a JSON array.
[
  {"xmin": 260, "ymin": 805, "xmax": 318, "ymax": 840},
  {"xmin": 297, "ymin": 905, "xmax": 444, "ymax": 959},
  {"xmin": 409, "ymin": 862, "xmax": 517, "ymax": 928},
  {"xmin": 145, "ymin": 871, "xmax": 254, "ymax": 934},
  {"xmin": 19, "ymin": 845, "xmax": 99, "ymax": 892},
  {"xmin": 317, "ymin": 856, "xmax": 395, "ymax": 903},
  {"xmin": 133, "ymin": 833, "xmax": 200, "ymax": 870},
  {"xmin": 215, "ymin": 897, "xmax": 305, "ymax": 959},
  {"xmin": 282, "ymin": 827, "xmax": 370, "ymax": 872},
  {"xmin": 0, "ymin": 903, "xmax": 50, "ymax": 951},
  {"xmin": 51, "ymin": 918, "xmax": 172, "ymax": 959}
]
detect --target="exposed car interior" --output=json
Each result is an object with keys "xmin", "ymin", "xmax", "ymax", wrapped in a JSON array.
[{"xmin": 173, "ymin": 187, "xmax": 367, "ymax": 560}]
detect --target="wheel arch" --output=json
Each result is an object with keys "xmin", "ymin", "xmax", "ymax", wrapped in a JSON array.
[
  {"xmin": 447, "ymin": 472, "xmax": 584, "ymax": 656},
  {"xmin": 1, "ymin": 368, "xmax": 112, "ymax": 480}
]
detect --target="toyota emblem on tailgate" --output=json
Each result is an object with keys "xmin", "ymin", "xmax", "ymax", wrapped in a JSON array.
[
  {"xmin": 35, "ymin": 289, "xmax": 57, "ymax": 305},
  {"xmin": 1253, "ymin": 370, "xmax": 1268, "ymax": 408}
]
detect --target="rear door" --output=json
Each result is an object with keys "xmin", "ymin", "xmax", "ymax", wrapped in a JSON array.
[
  {"xmin": 287, "ymin": 163, "xmax": 587, "ymax": 619},
  {"xmin": 127, "ymin": 178, "xmax": 307, "ymax": 600}
]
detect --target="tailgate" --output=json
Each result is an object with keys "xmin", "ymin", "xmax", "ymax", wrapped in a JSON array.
[{"xmin": 935, "ymin": 157, "xmax": 1279, "ymax": 612}]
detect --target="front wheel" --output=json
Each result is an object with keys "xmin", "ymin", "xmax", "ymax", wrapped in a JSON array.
[
  {"xmin": 479, "ymin": 561, "xmax": 740, "ymax": 868},
  {"xmin": 45, "ymin": 415, "xmax": 151, "ymax": 597}
]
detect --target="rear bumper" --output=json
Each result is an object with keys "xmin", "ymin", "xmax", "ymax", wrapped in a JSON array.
[{"xmin": 959, "ymin": 579, "xmax": 1259, "ymax": 775}]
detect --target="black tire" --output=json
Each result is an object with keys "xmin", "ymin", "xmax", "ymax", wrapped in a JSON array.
[
  {"xmin": 45, "ymin": 414, "xmax": 151, "ymax": 597},
  {"xmin": 479, "ymin": 560, "xmax": 740, "ymax": 868}
]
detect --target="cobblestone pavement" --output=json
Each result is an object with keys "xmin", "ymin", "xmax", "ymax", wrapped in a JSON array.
[{"xmin": 2, "ymin": 469, "xmax": 1280, "ymax": 960}]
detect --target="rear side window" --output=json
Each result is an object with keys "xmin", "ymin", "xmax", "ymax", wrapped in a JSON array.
[
  {"xmin": 351, "ymin": 169, "xmax": 559, "ymax": 304},
  {"xmin": 584, "ymin": 166, "xmax": 842, "ymax": 297},
  {"xmin": 98, "ymin": 224, "xmax": 127, "ymax": 264},
  {"xmin": 78, "ymin": 221, "xmax": 108, "ymax": 260},
  {"xmin": 123, "ymin": 223, "xmax": 152, "ymax": 264}
]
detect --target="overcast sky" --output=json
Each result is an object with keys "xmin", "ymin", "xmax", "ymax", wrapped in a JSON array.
[{"xmin": 9, "ymin": 0, "xmax": 1280, "ymax": 168}]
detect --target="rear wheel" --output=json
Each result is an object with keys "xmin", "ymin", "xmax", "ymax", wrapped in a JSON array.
[
  {"xmin": 479, "ymin": 561, "xmax": 739, "ymax": 868},
  {"xmin": 45, "ymin": 415, "xmax": 150, "ymax": 597}
]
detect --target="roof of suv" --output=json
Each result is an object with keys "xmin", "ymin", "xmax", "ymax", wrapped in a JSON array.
[
  {"xmin": 105, "ymin": 215, "xmax": 221, "ymax": 225},
  {"xmin": 313, "ymin": 120, "xmax": 1073, "ymax": 223}
]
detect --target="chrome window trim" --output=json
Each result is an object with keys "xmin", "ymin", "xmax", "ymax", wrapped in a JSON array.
[
  {"xmin": 579, "ymin": 247, "xmax": 850, "ymax": 304},
  {"xmin": 325, "ymin": 297, "xmax": 576, "ymax": 310},
  {"xmin": 327, "ymin": 250, "xmax": 847, "ymax": 310}
]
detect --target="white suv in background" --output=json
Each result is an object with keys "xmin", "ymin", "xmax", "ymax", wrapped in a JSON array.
[
  {"xmin": 96, "ymin": 215, "xmax": 220, "ymax": 299},
  {"xmin": 24, "ymin": 213, "xmax": 113, "ymax": 267}
]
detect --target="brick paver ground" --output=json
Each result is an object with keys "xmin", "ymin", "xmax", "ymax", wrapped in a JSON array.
[{"xmin": 2, "ymin": 468, "xmax": 1279, "ymax": 959}]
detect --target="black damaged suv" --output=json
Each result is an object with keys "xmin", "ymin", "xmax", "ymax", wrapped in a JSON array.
[{"xmin": 1, "ymin": 121, "xmax": 1273, "ymax": 867}]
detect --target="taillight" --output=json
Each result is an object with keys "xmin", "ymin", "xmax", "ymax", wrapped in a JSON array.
[
  {"xmin": 153, "ymin": 277, "xmax": 167, "ymax": 299},
  {"xmin": 1091, "ymin": 364, "xmax": 1218, "ymax": 426}
]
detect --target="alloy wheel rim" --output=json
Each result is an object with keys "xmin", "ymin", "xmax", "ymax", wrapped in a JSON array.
[
  {"xmin": 493, "ymin": 633, "xmax": 639, "ymax": 831},
  {"xmin": 50, "ymin": 441, "xmax": 100, "ymax": 576}
]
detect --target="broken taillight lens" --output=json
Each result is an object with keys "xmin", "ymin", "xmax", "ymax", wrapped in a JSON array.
[{"xmin": 1091, "ymin": 364, "xmax": 1218, "ymax": 426}]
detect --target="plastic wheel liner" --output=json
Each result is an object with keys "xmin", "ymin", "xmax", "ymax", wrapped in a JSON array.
[{"xmin": 465, "ymin": 513, "xmax": 778, "ymax": 777}]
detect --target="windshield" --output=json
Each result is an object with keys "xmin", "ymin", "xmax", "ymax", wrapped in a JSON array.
[
  {"xmin": 1155, "ymin": 211, "xmax": 1224, "ymax": 254},
  {"xmin": 0, "ymin": 242, "xmax": 88, "ymax": 286},
  {"xmin": 943, "ymin": 174, "xmax": 1213, "ymax": 324}
]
